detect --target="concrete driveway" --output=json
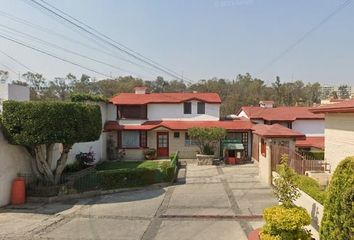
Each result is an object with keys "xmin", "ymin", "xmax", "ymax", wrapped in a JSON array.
[{"xmin": 0, "ymin": 163, "xmax": 277, "ymax": 240}]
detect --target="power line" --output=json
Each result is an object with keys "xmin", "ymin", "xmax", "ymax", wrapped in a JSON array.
[
  {"xmin": 0, "ymin": 10, "xmax": 156, "ymax": 77},
  {"xmin": 26, "ymin": 0, "xmax": 193, "ymax": 83},
  {"xmin": 258, "ymin": 0, "xmax": 352, "ymax": 75},
  {"xmin": 0, "ymin": 49, "xmax": 33, "ymax": 72},
  {"xmin": 0, "ymin": 24, "xmax": 152, "ymax": 77},
  {"xmin": 0, "ymin": 10, "xmax": 161, "ymax": 78},
  {"xmin": 0, "ymin": 33, "xmax": 111, "ymax": 78},
  {"xmin": 0, "ymin": 62, "xmax": 18, "ymax": 75},
  {"xmin": 37, "ymin": 0, "xmax": 193, "ymax": 83}
]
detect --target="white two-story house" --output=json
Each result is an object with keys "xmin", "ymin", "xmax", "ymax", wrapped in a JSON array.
[
  {"xmin": 103, "ymin": 87, "xmax": 254, "ymax": 160},
  {"xmin": 237, "ymin": 101, "xmax": 325, "ymax": 151}
]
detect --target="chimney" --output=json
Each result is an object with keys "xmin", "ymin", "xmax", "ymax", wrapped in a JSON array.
[
  {"xmin": 259, "ymin": 100, "xmax": 274, "ymax": 108},
  {"xmin": 134, "ymin": 86, "xmax": 148, "ymax": 94}
]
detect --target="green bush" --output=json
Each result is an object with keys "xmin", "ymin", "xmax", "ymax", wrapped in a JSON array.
[
  {"xmin": 320, "ymin": 157, "xmax": 354, "ymax": 240},
  {"xmin": 70, "ymin": 93, "xmax": 107, "ymax": 102},
  {"xmin": 169, "ymin": 152, "xmax": 176, "ymax": 161},
  {"xmin": 260, "ymin": 206, "xmax": 311, "ymax": 240},
  {"xmin": 262, "ymin": 155, "xmax": 312, "ymax": 240},
  {"xmin": 97, "ymin": 168, "xmax": 163, "ymax": 189},
  {"xmin": 187, "ymin": 127, "xmax": 226, "ymax": 155},
  {"xmin": 302, "ymin": 151, "xmax": 325, "ymax": 160},
  {"xmin": 296, "ymin": 175, "xmax": 326, "ymax": 204},
  {"xmin": 2, "ymin": 101, "xmax": 101, "ymax": 146}
]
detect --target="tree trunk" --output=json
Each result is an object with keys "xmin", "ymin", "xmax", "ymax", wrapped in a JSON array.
[
  {"xmin": 26, "ymin": 143, "xmax": 72, "ymax": 185},
  {"xmin": 54, "ymin": 144, "xmax": 72, "ymax": 184}
]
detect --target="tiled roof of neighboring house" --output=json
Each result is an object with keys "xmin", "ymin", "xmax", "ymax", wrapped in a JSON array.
[
  {"xmin": 110, "ymin": 92, "xmax": 222, "ymax": 105},
  {"xmin": 238, "ymin": 106, "xmax": 324, "ymax": 121},
  {"xmin": 296, "ymin": 136, "xmax": 324, "ymax": 150},
  {"xmin": 104, "ymin": 119, "xmax": 254, "ymax": 131},
  {"xmin": 311, "ymin": 99, "xmax": 354, "ymax": 113},
  {"xmin": 252, "ymin": 124, "xmax": 305, "ymax": 139}
]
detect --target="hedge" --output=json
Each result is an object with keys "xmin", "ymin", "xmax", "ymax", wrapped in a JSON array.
[
  {"xmin": 261, "ymin": 205, "xmax": 311, "ymax": 240},
  {"xmin": 320, "ymin": 157, "xmax": 354, "ymax": 240},
  {"xmin": 97, "ymin": 153, "xmax": 179, "ymax": 189},
  {"xmin": 70, "ymin": 93, "xmax": 108, "ymax": 103},
  {"xmin": 1, "ymin": 100, "xmax": 102, "ymax": 145},
  {"xmin": 296, "ymin": 175, "xmax": 326, "ymax": 204},
  {"xmin": 302, "ymin": 151, "xmax": 325, "ymax": 160},
  {"xmin": 97, "ymin": 168, "xmax": 164, "ymax": 189}
]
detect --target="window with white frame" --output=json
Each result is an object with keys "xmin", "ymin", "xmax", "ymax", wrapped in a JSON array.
[
  {"xmin": 121, "ymin": 131, "xmax": 140, "ymax": 148},
  {"xmin": 185, "ymin": 132, "xmax": 197, "ymax": 146}
]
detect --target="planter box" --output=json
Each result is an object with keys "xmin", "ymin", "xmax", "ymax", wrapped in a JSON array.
[{"xmin": 196, "ymin": 154, "xmax": 214, "ymax": 165}]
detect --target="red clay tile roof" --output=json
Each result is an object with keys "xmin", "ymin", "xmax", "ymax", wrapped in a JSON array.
[
  {"xmin": 311, "ymin": 99, "xmax": 354, "ymax": 113},
  {"xmin": 296, "ymin": 136, "xmax": 324, "ymax": 150},
  {"xmin": 110, "ymin": 92, "xmax": 221, "ymax": 105},
  {"xmin": 104, "ymin": 119, "xmax": 253, "ymax": 131},
  {"xmin": 252, "ymin": 124, "xmax": 305, "ymax": 139},
  {"xmin": 239, "ymin": 106, "xmax": 324, "ymax": 121}
]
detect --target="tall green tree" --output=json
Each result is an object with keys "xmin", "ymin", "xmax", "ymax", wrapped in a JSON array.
[{"xmin": 338, "ymin": 85, "xmax": 350, "ymax": 99}]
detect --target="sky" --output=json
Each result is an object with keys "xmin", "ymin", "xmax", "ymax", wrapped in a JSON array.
[{"xmin": 0, "ymin": 0, "xmax": 353, "ymax": 86}]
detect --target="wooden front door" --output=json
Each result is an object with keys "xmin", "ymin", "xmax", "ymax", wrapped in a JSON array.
[{"xmin": 157, "ymin": 132, "xmax": 169, "ymax": 157}]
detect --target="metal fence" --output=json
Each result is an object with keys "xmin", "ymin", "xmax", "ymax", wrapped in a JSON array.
[
  {"xmin": 20, "ymin": 166, "xmax": 99, "ymax": 197},
  {"xmin": 271, "ymin": 144, "xmax": 329, "ymax": 175}
]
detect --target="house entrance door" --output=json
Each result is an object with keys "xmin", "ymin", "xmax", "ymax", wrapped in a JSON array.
[{"xmin": 157, "ymin": 132, "xmax": 169, "ymax": 157}]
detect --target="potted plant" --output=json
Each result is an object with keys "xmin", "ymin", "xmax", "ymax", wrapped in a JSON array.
[
  {"xmin": 143, "ymin": 148, "xmax": 156, "ymax": 160},
  {"xmin": 187, "ymin": 127, "xmax": 226, "ymax": 165},
  {"xmin": 249, "ymin": 154, "xmax": 312, "ymax": 240}
]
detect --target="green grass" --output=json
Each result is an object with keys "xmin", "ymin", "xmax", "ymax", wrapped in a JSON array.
[
  {"xmin": 296, "ymin": 175, "xmax": 326, "ymax": 204},
  {"xmin": 96, "ymin": 160, "xmax": 168, "ymax": 171}
]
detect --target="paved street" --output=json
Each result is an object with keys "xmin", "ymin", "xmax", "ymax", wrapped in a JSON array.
[{"xmin": 0, "ymin": 163, "xmax": 277, "ymax": 240}]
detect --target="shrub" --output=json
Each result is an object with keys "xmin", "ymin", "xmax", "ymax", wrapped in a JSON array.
[
  {"xmin": 143, "ymin": 148, "xmax": 156, "ymax": 160},
  {"xmin": 261, "ymin": 154, "xmax": 312, "ymax": 240},
  {"xmin": 187, "ymin": 127, "xmax": 226, "ymax": 155},
  {"xmin": 169, "ymin": 152, "xmax": 176, "ymax": 161},
  {"xmin": 75, "ymin": 148, "xmax": 95, "ymax": 169},
  {"xmin": 296, "ymin": 175, "xmax": 326, "ymax": 204},
  {"xmin": 70, "ymin": 93, "xmax": 107, "ymax": 102},
  {"xmin": 274, "ymin": 155, "xmax": 300, "ymax": 207},
  {"xmin": 260, "ymin": 206, "xmax": 311, "ymax": 240},
  {"xmin": 301, "ymin": 151, "xmax": 325, "ymax": 160},
  {"xmin": 1, "ymin": 101, "xmax": 101, "ymax": 184},
  {"xmin": 320, "ymin": 156, "xmax": 354, "ymax": 240},
  {"xmin": 97, "ymin": 168, "xmax": 163, "ymax": 189}
]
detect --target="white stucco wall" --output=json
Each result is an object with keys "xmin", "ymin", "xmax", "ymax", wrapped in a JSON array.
[
  {"xmin": 147, "ymin": 101, "xmax": 220, "ymax": 121},
  {"xmin": 258, "ymin": 138, "xmax": 272, "ymax": 186},
  {"xmin": 0, "ymin": 131, "xmax": 32, "ymax": 207},
  {"xmin": 237, "ymin": 110, "xmax": 249, "ymax": 119},
  {"xmin": 324, "ymin": 113, "xmax": 354, "ymax": 172},
  {"xmin": 292, "ymin": 120, "xmax": 324, "ymax": 136},
  {"xmin": 0, "ymin": 84, "xmax": 30, "ymax": 111}
]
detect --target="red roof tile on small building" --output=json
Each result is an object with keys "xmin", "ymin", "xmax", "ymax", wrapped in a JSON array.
[
  {"xmin": 239, "ymin": 106, "xmax": 324, "ymax": 121},
  {"xmin": 311, "ymin": 99, "xmax": 354, "ymax": 113},
  {"xmin": 252, "ymin": 124, "xmax": 305, "ymax": 139},
  {"xmin": 104, "ymin": 119, "xmax": 253, "ymax": 131},
  {"xmin": 296, "ymin": 136, "xmax": 324, "ymax": 150},
  {"xmin": 110, "ymin": 92, "xmax": 222, "ymax": 105}
]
